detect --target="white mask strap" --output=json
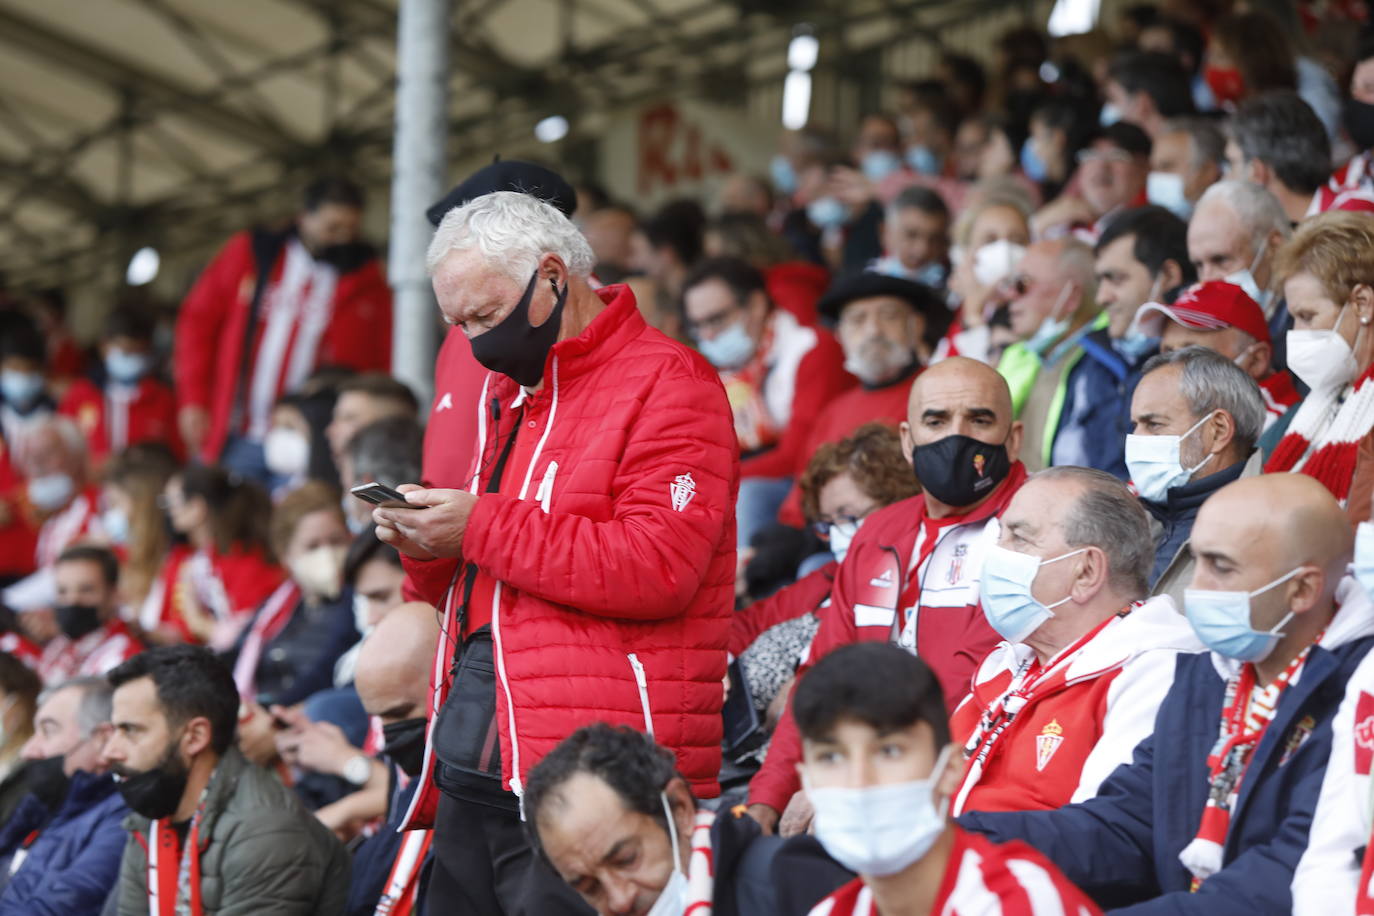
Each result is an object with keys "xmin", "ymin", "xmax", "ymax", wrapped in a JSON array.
[{"xmin": 660, "ymin": 791, "xmax": 683, "ymax": 876}]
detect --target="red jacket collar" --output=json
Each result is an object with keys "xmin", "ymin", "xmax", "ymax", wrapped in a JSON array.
[
  {"xmin": 866, "ymin": 461, "xmax": 1028, "ymax": 553},
  {"xmin": 489, "ymin": 283, "xmax": 647, "ymax": 399}
]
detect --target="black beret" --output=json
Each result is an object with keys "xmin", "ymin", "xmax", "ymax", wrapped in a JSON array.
[
  {"xmin": 426, "ymin": 160, "xmax": 578, "ymax": 226},
  {"xmin": 817, "ymin": 272, "xmax": 947, "ymax": 326}
]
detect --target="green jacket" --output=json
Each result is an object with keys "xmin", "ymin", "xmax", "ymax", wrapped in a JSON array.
[{"xmin": 115, "ymin": 747, "xmax": 349, "ymax": 915}]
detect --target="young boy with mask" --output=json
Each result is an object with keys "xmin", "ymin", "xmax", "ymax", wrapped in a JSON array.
[{"xmin": 795, "ymin": 642, "xmax": 1100, "ymax": 916}]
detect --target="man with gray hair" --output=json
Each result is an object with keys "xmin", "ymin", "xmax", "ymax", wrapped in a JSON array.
[
  {"xmin": 1127, "ymin": 344, "xmax": 1266, "ymax": 602},
  {"xmin": 951, "ymin": 465, "xmax": 1201, "ymax": 816},
  {"xmin": 1187, "ymin": 179, "xmax": 1293, "ymax": 361},
  {"xmin": 372, "ymin": 189, "xmax": 737, "ymax": 916},
  {"xmin": 340, "ymin": 414, "xmax": 423, "ymax": 534},
  {"xmin": 1148, "ymin": 117, "xmax": 1225, "ymax": 220},
  {"xmin": 0, "ymin": 676, "xmax": 126, "ymax": 914}
]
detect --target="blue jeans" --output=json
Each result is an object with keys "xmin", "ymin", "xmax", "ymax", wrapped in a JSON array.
[{"xmin": 736, "ymin": 476, "xmax": 793, "ymax": 549}]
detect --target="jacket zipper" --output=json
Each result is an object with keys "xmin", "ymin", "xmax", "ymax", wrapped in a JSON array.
[
  {"xmin": 495, "ymin": 356, "xmax": 560, "ymax": 813},
  {"xmin": 534, "ymin": 461, "xmax": 559, "ymax": 514},
  {"xmin": 628, "ymin": 653, "xmax": 655, "ymax": 738}
]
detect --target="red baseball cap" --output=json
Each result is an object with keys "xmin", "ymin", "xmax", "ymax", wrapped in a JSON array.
[{"xmin": 1135, "ymin": 281, "xmax": 1270, "ymax": 344}]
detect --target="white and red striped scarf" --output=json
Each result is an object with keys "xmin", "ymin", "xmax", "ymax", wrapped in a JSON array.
[
  {"xmin": 231, "ymin": 580, "xmax": 300, "ymax": 697},
  {"xmin": 1265, "ymin": 364, "xmax": 1374, "ymax": 501},
  {"xmin": 684, "ymin": 808, "xmax": 716, "ymax": 916}
]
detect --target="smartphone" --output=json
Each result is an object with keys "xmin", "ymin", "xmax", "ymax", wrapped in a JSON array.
[{"xmin": 350, "ymin": 482, "xmax": 427, "ymax": 510}]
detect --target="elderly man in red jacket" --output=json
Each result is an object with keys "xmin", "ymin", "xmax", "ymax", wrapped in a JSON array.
[
  {"xmin": 747, "ymin": 356, "xmax": 1025, "ymax": 835},
  {"xmin": 173, "ymin": 177, "xmax": 392, "ymax": 473},
  {"xmin": 373, "ymin": 190, "xmax": 738, "ymax": 916}
]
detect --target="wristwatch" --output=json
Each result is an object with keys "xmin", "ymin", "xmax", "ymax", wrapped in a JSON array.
[{"xmin": 342, "ymin": 754, "xmax": 372, "ymax": 787}]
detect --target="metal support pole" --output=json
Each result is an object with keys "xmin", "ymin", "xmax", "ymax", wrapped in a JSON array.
[{"xmin": 388, "ymin": 0, "xmax": 450, "ymax": 407}]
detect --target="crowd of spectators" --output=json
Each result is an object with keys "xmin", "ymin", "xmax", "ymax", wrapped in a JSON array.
[{"xmin": 7, "ymin": 2, "xmax": 1374, "ymax": 914}]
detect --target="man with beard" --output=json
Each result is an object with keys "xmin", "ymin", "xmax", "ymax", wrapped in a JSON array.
[
  {"xmin": 173, "ymin": 178, "xmax": 393, "ymax": 477},
  {"xmin": 345, "ymin": 602, "xmax": 440, "ymax": 916},
  {"xmin": 777, "ymin": 273, "xmax": 944, "ymax": 528},
  {"xmin": 104, "ymin": 645, "xmax": 348, "ymax": 915},
  {"xmin": 0, "ymin": 677, "xmax": 124, "ymax": 915}
]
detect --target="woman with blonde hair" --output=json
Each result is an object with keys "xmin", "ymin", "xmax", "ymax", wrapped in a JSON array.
[{"xmin": 1265, "ymin": 210, "xmax": 1374, "ymax": 522}]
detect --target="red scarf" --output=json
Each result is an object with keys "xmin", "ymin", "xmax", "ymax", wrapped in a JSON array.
[
  {"xmin": 1179, "ymin": 644, "xmax": 1313, "ymax": 888},
  {"xmin": 1265, "ymin": 364, "xmax": 1374, "ymax": 502},
  {"xmin": 147, "ymin": 809, "xmax": 206, "ymax": 916},
  {"xmin": 374, "ymin": 829, "xmax": 432, "ymax": 915},
  {"xmin": 718, "ymin": 324, "xmax": 779, "ymax": 454}
]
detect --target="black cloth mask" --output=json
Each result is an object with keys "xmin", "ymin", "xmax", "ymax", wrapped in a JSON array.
[
  {"xmin": 469, "ymin": 270, "xmax": 568, "ymax": 388},
  {"xmin": 1347, "ymin": 97, "xmax": 1374, "ymax": 153},
  {"xmin": 381, "ymin": 717, "xmax": 428, "ymax": 779},
  {"xmin": 26, "ymin": 756, "xmax": 70, "ymax": 812},
  {"xmin": 114, "ymin": 741, "xmax": 190, "ymax": 821},
  {"xmin": 54, "ymin": 604, "xmax": 102, "ymax": 641},
  {"xmin": 911, "ymin": 434, "xmax": 1011, "ymax": 507}
]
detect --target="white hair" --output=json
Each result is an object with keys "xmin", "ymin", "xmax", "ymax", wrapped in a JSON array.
[
  {"xmin": 1196, "ymin": 180, "xmax": 1293, "ymax": 253},
  {"xmin": 18, "ymin": 415, "xmax": 86, "ymax": 471},
  {"xmin": 426, "ymin": 190, "xmax": 596, "ymax": 280}
]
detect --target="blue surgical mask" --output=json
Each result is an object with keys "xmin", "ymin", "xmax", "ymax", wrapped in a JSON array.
[
  {"xmin": 1223, "ymin": 235, "xmax": 1271, "ymax": 312},
  {"xmin": 805, "ymin": 746, "xmax": 954, "ymax": 877},
  {"xmin": 1023, "ymin": 283, "xmax": 1075, "ymax": 356},
  {"xmin": 28, "ymin": 473, "xmax": 75, "ymax": 513},
  {"xmin": 914, "ymin": 261, "xmax": 948, "ymax": 289},
  {"xmin": 101, "ymin": 507, "xmax": 130, "ymax": 545},
  {"xmin": 807, "ymin": 196, "xmax": 848, "ymax": 230},
  {"xmin": 1020, "ymin": 139, "xmax": 1048, "ymax": 183},
  {"xmin": 1099, "ymin": 103, "xmax": 1123, "ymax": 127},
  {"xmin": 862, "ymin": 150, "xmax": 902, "ymax": 183},
  {"xmin": 1183, "ymin": 567, "xmax": 1302, "ymax": 662},
  {"xmin": 905, "ymin": 145, "xmax": 942, "ymax": 176},
  {"xmin": 0, "ymin": 370, "xmax": 44, "ymax": 410},
  {"xmin": 104, "ymin": 348, "xmax": 150, "ymax": 385},
  {"xmin": 770, "ymin": 155, "xmax": 798, "ymax": 195},
  {"xmin": 979, "ymin": 544, "xmax": 1088, "ymax": 643},
  {"xmin": 698, "ymin": 320, "xmax": 757, "ymax": 370},
  {"xmin": 1113, "ymin": 329, "xmax": 1159, "ymax": 364},
  {"xmin": 1356, "ymin": 522, "xmax": 1374, "ymax": 600},
  {"xmin": 1125, "ymin": 410, "xmax": 1217, "ymax": 502}
]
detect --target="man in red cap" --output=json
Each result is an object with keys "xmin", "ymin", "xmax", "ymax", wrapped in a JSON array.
[{"xmin": 1137, "ymin": 280, "xmax": 1300, "ymax": 431}]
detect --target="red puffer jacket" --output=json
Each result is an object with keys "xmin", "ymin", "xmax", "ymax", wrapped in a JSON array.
[{"xmin": 402, "ymin": 284, "xmax": 738, "ymax": 829}]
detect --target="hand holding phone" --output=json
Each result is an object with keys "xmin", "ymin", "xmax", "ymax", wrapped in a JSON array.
[{"xmin": 350, "ymin": 482, "xmax": 427, "ymax": 510}]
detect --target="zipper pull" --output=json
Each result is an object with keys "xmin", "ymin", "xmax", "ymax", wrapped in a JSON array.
[{"xmin": 534, "ymin": 461, "xmax": 558, "ymax": 512}]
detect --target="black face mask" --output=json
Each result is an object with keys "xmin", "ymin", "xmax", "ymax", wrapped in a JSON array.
[
  {"xmin": 1347, "ymin": 97, "xmax": 1374, "ymax": 152},
  {"xmin": 54, "ymin": 604, "xmax": 102, "ymax": 641},
  {"xmin": 381, "ymin": 717, "xmax": 428, "ymax": 778},
  {"xmin": 114, "ymin": 740, "xmax": 190, "ymax": 821},
  {"xmin": 912, "ymin": 434, "xmax": 1011, "ymax": 507},
  {"xmin": 26, "ymin": 756, "xmax": 70, "ymax": 812},
  {"xmin": 314, "ymin": 241, "xmax": 372, "ymax": 272},
  {"xmin": 469, "ymin": 270, "xmax": 568, "ymax": 388}
]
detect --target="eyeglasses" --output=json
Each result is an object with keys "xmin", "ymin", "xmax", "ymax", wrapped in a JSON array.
[
  {"xmin": 687, "ymin": 306, "xmax": 742, "ymax": 338},
  {"xmin": 811, "ymin": 508, "xmax": 878, "ymax": 538}
]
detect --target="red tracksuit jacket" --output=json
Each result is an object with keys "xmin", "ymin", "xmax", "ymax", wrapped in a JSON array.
[
  {"xmin": 174, "ymin": 229, "xmax": 393, "ymax": 461},
  {"xmin": 400, "ymin": 284, "xmax": 738, "ymax": 829},
  {"xmin": 59, "ymin": 377, "xmax": 183, "ymax": 463},
  {"xmin": 748, "ymin": 465, "xmax": 1025, "ymax": 814}
]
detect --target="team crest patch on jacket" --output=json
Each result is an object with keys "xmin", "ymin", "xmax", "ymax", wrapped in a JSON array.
[
  {"xmin": 947, "ymin": 544, "xmax": 967, "ymax": 585},
  {"xmin": 1035, "ymin": 719, "xmax": 1065, "ymax": 771},
  {"xmin": 670, "ymin": 473, "xmax": 696, "ymax": 511},
  {"xmin": 1280, "ymin": 714, "xmax": 1316, "ymax": 767},
  {"xmin": 1356, "ymin": 693, "xmax": 1374, "ymax": 776}
]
